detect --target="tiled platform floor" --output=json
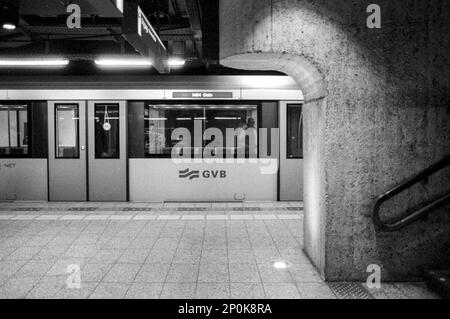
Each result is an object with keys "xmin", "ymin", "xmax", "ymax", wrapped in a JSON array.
[{"xmin": 0, "ymin": 201, "xmax": 440, "ymax": 299}]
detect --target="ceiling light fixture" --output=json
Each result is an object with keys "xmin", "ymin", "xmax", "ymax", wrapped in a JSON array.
[
  {"xmin": 2, "ymin": 23, "xmax": 15, "ymax": 30},
  {"xmin": 0, "ymin": 59, "xmax": 70, "ymax": 67},
  {"xmin": 95, "ymin": 59, "xmax": 153, "ymax": 68},
  {"xmin": 167, "ymin": 59, "xmax": 186, "ymax": 67}
]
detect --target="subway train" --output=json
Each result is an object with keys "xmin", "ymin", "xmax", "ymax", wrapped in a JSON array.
[{"xmin": 0, "ymin": 76, "xmax": 304, "ymax": 202}]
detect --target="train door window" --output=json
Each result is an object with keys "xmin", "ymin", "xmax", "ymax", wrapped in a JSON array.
[
  {"xmin": 55, "ymin": 104, "xmax": 79, "ymax": 159},
  {"xmin": 95, "ymin": 103, "xmax": 120, "ymax": 159},
  {"xmin": 286, "ymin": 104, "xmax": 303, "ymax": 158},
  {"xmin": 0, "ymin": 104, "xmax": 29, "ymax": 156}
]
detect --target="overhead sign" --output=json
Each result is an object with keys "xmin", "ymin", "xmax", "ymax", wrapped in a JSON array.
[
  {"xmin": 172, "ymin": 92, "xmax": 234, "ymax": 99},
  {"xmin": 122, "ymin": 0, "xmax": 168, "ymax": 73}
]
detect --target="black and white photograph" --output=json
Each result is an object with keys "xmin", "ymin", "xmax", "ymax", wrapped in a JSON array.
[{"xmin": 0, "ymin": 0, "xmax": 448, "ymax": 306}]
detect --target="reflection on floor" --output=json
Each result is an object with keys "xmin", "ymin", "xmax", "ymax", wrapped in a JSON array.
[{"xmin": 0, "ymin": 202, "xmax": 440, "ymax": 299}]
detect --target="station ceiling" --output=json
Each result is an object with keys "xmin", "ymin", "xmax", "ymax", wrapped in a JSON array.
[{"xmin": 0, "ymin": 0, "xmax": 283, "ymax": 76}]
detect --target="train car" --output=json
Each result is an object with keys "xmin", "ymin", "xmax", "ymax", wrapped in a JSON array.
[{"xmin": 0, "ymin": 75, "xmax": 304, "ymax": 202}]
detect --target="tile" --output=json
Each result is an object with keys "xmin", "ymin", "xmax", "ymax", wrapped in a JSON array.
[
  {"xmin": 206, "ymin": 215, "xmax": 228, "ymax": 220},
  {"xmin": 157, "ymin": 215, "xmax": 181, "ymax": 220},
  {"xmin": 26, "ymin": 276, "xmax": 66, "ymax": 299},
  {"xmin": 109, "ymin": 215, "xmax": 133, "ymax": 221},
  {"xmin": 11, "ymin": 215, "xmax": 38, "ymax": 220},
  {"xmin": 166, "ymin": 263, "xmax": 199, "ymax": 283},
  {"xmin": 160, "ymin": 283, "xmax": 196, "ymax": 299},
  {"xmin": 198, "ymin": 263, "xmax": 229, "ymax": 283},
  {"xmin": 0, "ymin": 260, "xmax": 28, "ymax": 284},
  {"xmin": 146, "ymin": 249, "xmax": 176, "ymax": 264},
  {"xmin": 254, "ymin": 215, "xmax": 277, "ymax": 220},
  {"xmin": 36, "ymin": 215, "xmax": 61, "ymax": 221},
  {"xmin": 182, "ymin": 215, "xmax": 205, "ymax": 220},
  {"xmin": 118, "ymin": 249, "xmax": 150, "ymax": 264},
  {"xmin": 201, "ymin": 249, "xmax": 228, "ymax": 265},
  {"xmin": 296, "ymin": 283, "xmax": 337, "ymax": 299},
  {"xmin": 135, "ymin": 263, "xmax": 171, "ymax": 283},
  {"xmin": 264, "ymin": 283, "xmax": 301, "ymax": 299},
  {"xmin": 229, "ymin": 263, "xmax": 261, "ymax": 283},
  {"xmin": 228, "ymin": 250, "xmax": 256, "ymax": 264},
  {"xmin": 46, "ymin": 258, "xmax": 87, "ymax": 276},
  {"xmin": 89, "ymin": 283, "xmax": 130, "ymax": 299},
  {"xmin": 84, "ymin": 215, "xmax": 110, "ymax": 221},
  {"xmin": 230, "ymin": 215, "xmax": 254, "ymax": 220},
  {"xmin": 277, "ymin": 215, "xmax": 301, "ymax": 220},
  {"xmin": 195, "ymin": 283, "xmax": 230, "ymax": 299},
  {"xmin": 288, "ymin": 264, "xmax": 323, "ymax": 283},
  {"xmin": 133, "ymin": 215, "xmax": 157, "ymax": 221},
  {"xmin": 230, "ymin": 283, "xmax": 266, "ymax": 299},
  {"xmin": 60, "ymin": 215, "xmax": 86, "ymax": 220},
  {"xmin": 125, "ymin": 283, "xmax": 163, "ymax": 299},
  {"xmin": 172, "ymin": 249, "xmax": 201, "ymax": 264},
  {"xmin": 0, "ymin": 277, "xmax": 41, "ymax": 299},
  {"xmin": 103, "ymin": 263, "xmax": 142, "ymax": 283},
  {"xmin": 5, "ymin": 246, "xmax": 42, "ymax": 261},
  {"xmin": 228, "ymin": 238, "xmax": 252, "ymax": 250},
  {"xmin": 81, "ymin": 263, "xmax": 113, "ymax": 282},
  {"xmin": 55, "ymin": 283, "xmax": 97, "ymax": 299},
  {"xmin": 258, "ymin": 263, "xmax": 293, "ymax": 283},
  {"xmin": 89, "ymin": 249, "xmax": 124, "ymax": 264},
  {"xmin": 15, "ymin": 260, "xmax": 56, "ymax": 278}
]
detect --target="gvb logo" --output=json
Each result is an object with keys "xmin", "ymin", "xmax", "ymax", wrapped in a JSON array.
[
  {"xmin": 179, "ymin": 168, "xmax": 200, "ymax": 180},
  {"xmin": 179, "ymin": 169, "xmax": 227, "ymax": 180}
]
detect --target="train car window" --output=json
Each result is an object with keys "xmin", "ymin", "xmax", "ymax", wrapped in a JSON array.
[
  {"xmin": 204, "ymin": 105, "xmax": 258, "ymax": 158},
  {"xmin": 55, "ymin": 104, "xmax": 79, "ymax": 159},
  {"xmin": 95, "ymin": 104, "xmax": 120, "ymax": 159},
  {"xmin": 0, "ymin": 104, "xmax": 30, "ymax": 156},
  {"xmin": 287, "ymin": 104, "xmax": 303, "ymax": 159},
  {"xmin": 144, "ymin": 104, "xmax": 259, "ymax": 158}
]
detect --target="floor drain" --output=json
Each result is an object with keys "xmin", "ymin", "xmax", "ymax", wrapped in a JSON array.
[{"xmin": 328, "ymin": 283, "xmax": 374, "ymax": 299}]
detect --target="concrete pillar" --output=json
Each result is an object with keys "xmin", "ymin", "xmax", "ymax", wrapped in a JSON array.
[{"xmin": 220, "ymin": 0, "xmax": 450, "ymax": 280}]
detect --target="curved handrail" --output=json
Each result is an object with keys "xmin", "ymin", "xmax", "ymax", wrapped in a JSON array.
[{"xmin": 373, "ymin": 155, "xmax": 450, "ymax": 231}]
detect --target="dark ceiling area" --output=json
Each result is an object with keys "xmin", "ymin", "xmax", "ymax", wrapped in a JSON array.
[{"xmin": 0, "ymin": 0, "xmax": 283, "ymax": 76}]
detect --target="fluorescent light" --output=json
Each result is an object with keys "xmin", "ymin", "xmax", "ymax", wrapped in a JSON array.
[
  {"xmin": 2, "ymin": 23, "xmax": 16, "ymax": 30},
  {"xmin": 177, "ymin": 118, "xmax": 192, "ymax": 121},
  {"xmin": 215, "ymin": 117, "xmax": 242, "ymax": 120},
  {"xmin": 167, "ymin": 59, "xmax": 186, "ymax": 67},
  {"xmin": 146, "ymin": 118, "xmax": 167, "ymax": 121},
  {"xmin": 0, "ymin": 59, "xmax": 69, "ymax": 67},
  {"xmin": 95, "ymin": 59, "xmax": 152, "ymax": 68}
]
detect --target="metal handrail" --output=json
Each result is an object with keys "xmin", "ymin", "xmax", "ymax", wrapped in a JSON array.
[{"xmin": 373, "ymin": 155, "xmax": 450, "ymax": 231}]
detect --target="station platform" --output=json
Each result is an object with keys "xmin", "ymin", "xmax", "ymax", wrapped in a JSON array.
[{"xmin": 0, "ymin": 201, "xmax": 439, "ymax": 299}]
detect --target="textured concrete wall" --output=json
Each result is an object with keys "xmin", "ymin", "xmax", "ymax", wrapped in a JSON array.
[{"xmin": 220, "ymin": 0, "xmax": 450, "ymax": 280}]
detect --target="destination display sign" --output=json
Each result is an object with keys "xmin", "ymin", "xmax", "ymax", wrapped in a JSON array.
[{"xmin": 172, "ymin": 92, "xmax": 234, "ymax": 99}]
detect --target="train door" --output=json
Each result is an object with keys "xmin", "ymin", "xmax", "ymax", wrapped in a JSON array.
[
  {"xmin": 279, "ymin": 102, "xmax": 304, "ymax": 201},
  {"xmin": 48, "ymin": 101, "xmax": 87, "ymax": 201},
  {"xmin": 87, "ymin": 101, "xmax": 127, "ymax": 201},
  {"xmin": 48, "ymin": 101, "xmax": 127, "ymax": 201}
]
